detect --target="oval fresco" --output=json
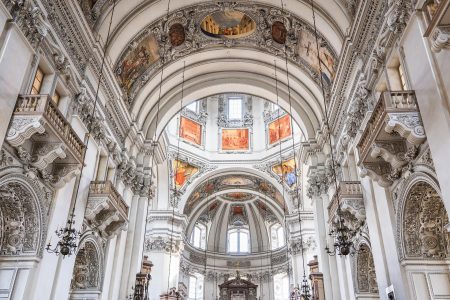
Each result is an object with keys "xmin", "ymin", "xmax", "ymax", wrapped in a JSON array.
[
  {"xmin": 271, "ymin": 21, "xmax": 287, "ymax": 44},
  {"xmin": 222, "ymin": 192, "xmax": 254, "ymax": 201},
  {"xmin": 169, "ymin": 23, "xmax": 185, "ymax": 47},
  {"xmin": 200, "ymin": 10, "xmax": 256, "ymax": 39}
]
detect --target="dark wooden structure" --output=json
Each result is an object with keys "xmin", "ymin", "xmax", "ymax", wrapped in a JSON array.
[{"xmin": 219, "ymin": 272, "xmax": 258, "ymax": 300}]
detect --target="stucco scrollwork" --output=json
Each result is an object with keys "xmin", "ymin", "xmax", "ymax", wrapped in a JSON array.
[
  {"xmin": 0, "ymin": 176, "xmax": 47, "ymax": 257},
  {"xmin": 71, "ymin": 240, "xmax": 101, "ymax": 290},
  {"xmin": 402, "ymin": 181, "xmax": 450, "ymax": 259},
  {"xmin": 356, "ymin": 244, "xmax": 378, "ymax": 294}
]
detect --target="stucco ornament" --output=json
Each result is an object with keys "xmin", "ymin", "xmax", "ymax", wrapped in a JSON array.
[
  {"xmin": 71, "ymin": 241, "xmax": 101, "ymax": 290},
  {"xmin": 356, "ymin": 244, "xmax": 378, "ymax": 294},
  {"xmin": 0, "ymin": 182, "xmax": 41, "ymax": 256},
  {"xmin": 402, "ymin": 182, "xmax": 450, "ymax": 259}
]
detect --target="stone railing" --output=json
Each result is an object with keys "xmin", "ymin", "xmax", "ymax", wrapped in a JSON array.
[
  {"xmin": 85, "ymin": 180, "xmax": 129, "ymax": 238},
  {"xmin": 6, "ymin": 94, "xmax": 86, "ymax": 187},
  {"xmin": 358, "ymin": 91, "xmax": 418, "ymax": 163},
  {"xmin": 328, "ymin": 181, "xmax": 363, "ymax": 222},
  {"xmin": 183, "ymin": 240, "xmax": 289, "ymax": 269},
  {"xmin": 356, "ymin": 90, "xmax": 426, "ymax": 186},
  {"xmin": 89, "ymin": 180, "xmax": 129, "ymax": 217},
  {"xmin": 14, "ymin": 95, "xmax": 85, "ymax": 162}
]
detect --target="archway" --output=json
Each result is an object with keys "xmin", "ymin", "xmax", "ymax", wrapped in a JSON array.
[
  {"xmin": 0, "ymin": 174, "xmax": 48, "ymax": 299},
  {"xmin": 400, "ymin": 180, "xmax": 450, "ymax": 299},
  {"xmin": 70, "ymin": 239, "xmax": 103, "ymax": 299}
]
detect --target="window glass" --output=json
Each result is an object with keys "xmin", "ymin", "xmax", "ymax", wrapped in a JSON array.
[
  {"xmin": 191, "ymin": 223, "xmax": 207, "ymax": 250},
  {"xmin": 186, "ymin": 101, "xmax": 198, "ymax": 113},
  {"xmin": 188, "ymin": 273, "xmax": 204, "ymax": 300},
  {"xmin": 228, "ymin": 98, "xmax": 242, "ymax": 119},
  {"xmin": 270, "ymin": 102, "xmax": 279, "ymax": 112},
  {"xmin": 228, "ymin": 228, "xmax": 249, "ymax": 253},
  {"xmin": 398, "ymin": 64, "xmax": 407, "ymax": 90},
  {"xmin": 239, "ymin": 231, "xmax": 249, "ymax": 252},
  {"xmin": 193, "ymin": 227, "xmax": 201, "ymax": 248},
  {"xmin": 188, "ymin": 276, "xmax": 197, "ymax": 299},
  {"xmin": 229, "ymin": 231, "xmax": 238, "ymax": 252},
  {"xmin": 52, "ymin": 91, "xmax": 60, "ymax": 106},
  {"xmin": 271, "ymin": 224, "xmax": 285, "ymax": 249},
  {"xmin": 31, "ymin": 67, "xmax": 44, "ymax": 95}
]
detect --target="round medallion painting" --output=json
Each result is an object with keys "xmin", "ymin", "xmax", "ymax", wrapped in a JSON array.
[{"xmin": 201, "ymin": 10, "xmax": 256, "ymax": 39}]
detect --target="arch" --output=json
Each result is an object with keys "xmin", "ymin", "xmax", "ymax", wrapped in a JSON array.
[
  {"xmin": 354, "ymin": 243, "xmax": 378, "ymax": 294},
  {"xmin": 136, "ymin": 53, "xmax": 323, "ymax": 143},
  {"xmin": 399, "ymin": 179, "xmax": 450, "ymax": 260},
  {"xmin": 71, "ymin": 238, "xmax": 104, "ymax": 291},
  {"xmin": 180, "ymin": 169, "xmax": 291, "ymax": 216},
  {"xmin": 0, "ymin": 174, "xmax": 48, "ymax": 257},
  {"xmin": 102, "ymin": 0, "xmax": 346, "ymax": 64}
]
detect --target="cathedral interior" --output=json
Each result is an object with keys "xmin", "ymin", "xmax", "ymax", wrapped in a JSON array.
[{"xmin": 0, "ymin": 0, "xmax": 449, "ymax": 299}]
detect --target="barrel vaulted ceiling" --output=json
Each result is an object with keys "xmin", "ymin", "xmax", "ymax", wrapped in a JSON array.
[{"xmin": 80, "ymin": 0, "xmax": 352, "ymax": 142}]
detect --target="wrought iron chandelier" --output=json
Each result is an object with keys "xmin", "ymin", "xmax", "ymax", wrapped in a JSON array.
[
  {"xmin": 45, "ymin": 0, "xmax": 117, "ymax": 258},
  {"xmin": 45, "ymin": 213, "xmax": 81, "ymax": 256},
  {"xmin": 325, "ymin": 212, "xmax": 360, "ymax": 256},
  {"xmin": 308, "ymin": 0, "xmax": 358, "ymax": 257}
]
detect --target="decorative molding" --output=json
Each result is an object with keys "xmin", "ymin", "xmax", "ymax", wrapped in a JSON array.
[
  {"xmin": 114, "ymin": 2, "xmax": 337, "ymax": 107},
  {"xmin": 144, "ymin": 237, "xmax": 184, "ymax": 254}
]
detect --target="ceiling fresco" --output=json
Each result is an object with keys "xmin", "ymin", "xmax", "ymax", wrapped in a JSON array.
[
  {"xmin": 184, "ymin": 174, "xmax": 285, "ymax": 215},
  {"xmin": 221, "ymin": 192, "xmax": 255, "ymax": 201},
  {"xmin": 113, "ymin": 2, "xmax": 338, "ymax": 106}
]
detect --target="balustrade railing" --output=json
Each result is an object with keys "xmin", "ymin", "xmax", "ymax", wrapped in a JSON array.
[
  {"xmin": 357, "ymin": 90, "xmax": 417, "ymax": 163},
  {"xmin": 89, "ymin": 180, "xmax": 129, "ymax": 217},
  {"xmin": 15, "ymin": 95, "xmax": 85, "ymax": 161},
  {"xmin": 328, "ymin": 181, "xmax": 363, "ymax": 221}
]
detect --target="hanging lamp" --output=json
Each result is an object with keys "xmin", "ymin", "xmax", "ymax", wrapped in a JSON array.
[{"xmin": 307, "ymin": 0, "xmax": 358, "ymax": 256}]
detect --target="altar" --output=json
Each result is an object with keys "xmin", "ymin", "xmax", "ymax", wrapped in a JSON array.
[{"xmin": 218, "ymin": 272, "xmax": 258, "ymax": 300}]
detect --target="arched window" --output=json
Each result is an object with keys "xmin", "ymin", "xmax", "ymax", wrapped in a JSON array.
[
  {"xmin": 188, "ymin": 273, "xmax": 204, "ymax": 300},
  {"xmin": 274, "ymin": 272, "xmax": 289, "ymax": 300},
  {"xmin": 190, "ymin": 223, "xmax": 207, "ymax": 250},
  {"xmin": 227, "ymin": 228, "xmax": 250, "ymax": 254},
  {"xmin": 271, "ymin": 223, "xmax": 285, "ymax": 250}
]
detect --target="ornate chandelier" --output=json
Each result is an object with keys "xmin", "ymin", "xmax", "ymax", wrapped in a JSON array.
[
  {"xmin": 325, "ymin": 216, "xmax": 359, "ymax": 256},
  {"xmin": 45, "ymin": 213, "xmax": 81, "ymax": 256}
]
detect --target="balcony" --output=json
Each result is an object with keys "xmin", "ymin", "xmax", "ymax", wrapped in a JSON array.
[
  {"xmin": 85, "ymin": 181, "xmax": 129, "ymax": 238},
  {"xmin": 6, "ymin": 95, "xmax": 85, "ymax": 186},
  {"xmin": 356, "ymin": 91, "xmax": 426, "ymax": 186},
  {"xmin": 328, "ymin": 181, "xmax": 365, "ymax": 226}
]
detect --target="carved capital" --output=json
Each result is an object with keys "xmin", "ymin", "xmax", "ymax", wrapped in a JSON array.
[{"xmin": 431, "ymin": 26, "xmax": 450, "ymax": 53}]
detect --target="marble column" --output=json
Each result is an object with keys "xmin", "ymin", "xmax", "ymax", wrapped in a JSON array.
[
  {"xmin": 360, "ymin": 176, "xmax": 391, "ymax": 300},
  {"xmin": 311, "ymin": 193, "xmax": 335, "ymax": 300},
  {"xmin": 125, "ymin": 195, "xmax": 149, "ymax": 298},
  {"xmin": 118, "ymin": 193, "xmax": 140, "ymax": 298}
]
